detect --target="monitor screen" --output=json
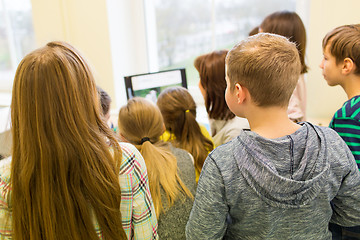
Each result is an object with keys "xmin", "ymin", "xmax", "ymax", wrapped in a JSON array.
[{"xmin": 124, "ymin": 68, "xmax": 187, "ymax": 102}]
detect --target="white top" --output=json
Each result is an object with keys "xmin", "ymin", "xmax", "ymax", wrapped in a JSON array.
[{"xmin": 209, "ymin": 117, "xmax": 250, "ymax": 147}]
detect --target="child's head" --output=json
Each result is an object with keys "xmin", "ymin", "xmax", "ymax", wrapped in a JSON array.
[
  {"xmin": 157, "ymin": 86, "xmax": 197, "ymax": 136},
  {"xmin": 118, "ymin": 97, "xmax": 164, "ymax": 145},
  {"xmin": 97, "ymin": 86, "xmax": 112, "ymax": 122},
  {"xmin": 11, "ymin": 41, "xmax": 111, "ymax": 146},
  {"xmin": 157, "ymin": 86, "xmax": 213, "ymax": 173},
  {"xmin": 225, "ymin": 33, "xmax": 301, "ymax": 108},
  {"xmin": 194, "ymin": 50, "xmax": 235, "ymax": 120},
  {"xmin": 321, "ymin": 24, "xmax": 360, "ymax": 80},
  {"xmin": 260, "ymin": 11, "xmax": 307, "ymax": 74}
]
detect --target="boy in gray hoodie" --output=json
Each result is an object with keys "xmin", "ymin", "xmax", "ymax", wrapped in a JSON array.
[{"xmin": 185, "ymin": 33, "xmax": 360, "ymax": 240}]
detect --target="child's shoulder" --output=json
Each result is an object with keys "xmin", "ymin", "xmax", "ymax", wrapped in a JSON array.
[
  {"xmin": 118, "ymin": 142, "xmax": 147, "ymax": 176},
  {"xmin": 335, "ymin": 95, "xmax": 360, "ymax": 120},
  {"xmin": 0, "ymin": 157, "xmax": 11, "ymax": 186},
  {"xmin": 208, "ymin": 137, "xmax": 239, "ymax": 165}
]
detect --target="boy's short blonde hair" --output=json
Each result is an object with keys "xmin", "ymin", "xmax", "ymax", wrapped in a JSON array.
[
  {"xmin": 226, "ymin": 33, "xmax": 301, "ymax": 107},
  {"xmin": 322, "ymin": 24, "xmax": 360, "ymax": 75}
]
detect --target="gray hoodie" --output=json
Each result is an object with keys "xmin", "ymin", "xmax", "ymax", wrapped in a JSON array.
[{"xmin": 186, "ymin": 122, "xmax": 360, "ymax": 240}]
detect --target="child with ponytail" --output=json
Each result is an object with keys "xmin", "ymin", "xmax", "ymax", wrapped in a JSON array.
[
  {"xmin": 118, "ymin": 97, "xmax": 195, "ymax": 240},
  {"xmin": 156, "ymin": 87, "xmax": 214, "ymax": 182}
]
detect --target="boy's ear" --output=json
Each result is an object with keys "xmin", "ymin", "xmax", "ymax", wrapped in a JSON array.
[
  {"xmin": 234, "ymin": 83, "xmax": 248, "ymax": 104},
  {"xmin": 342, "ymin": 57, "xmax": 356, "ymax": 75}
]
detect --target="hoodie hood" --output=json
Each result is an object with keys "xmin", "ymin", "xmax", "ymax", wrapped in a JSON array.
[{"xmin": 234, "ymin": 122, "xmax": 330, "ymax": 208}]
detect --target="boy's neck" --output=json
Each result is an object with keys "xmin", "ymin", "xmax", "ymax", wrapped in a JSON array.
[
  {"xmin": 342, "ymin": 75, "xmax": 360, "ymax": 99},
  {"xmin": 245, "ymin": 105, "xmax": 301, "ymax": 139}
]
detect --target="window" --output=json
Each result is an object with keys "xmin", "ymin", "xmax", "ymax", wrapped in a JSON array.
[
  {"xmin": 0, "ymin": 0, "xmax": 36, "ymax": 93},
  {"xmin": 150, "ymin": 0, "xmax": 296, "ymax": 84},
  {"xmin": 146, "ymin": 0, "xmax": 297, "ymax": 123}
]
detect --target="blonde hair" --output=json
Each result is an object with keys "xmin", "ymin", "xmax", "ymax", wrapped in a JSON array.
[
  {"xmin": 118, "ymin": 97, "xmax": 193, "ymax": 217},
  {"xmin": 156, "ymin": 87, "xmax": 214, "ymax": 174},
  {"xmin": 226, "ymin": 33, "xmax": 301, "ymax": 107},
  {"xmin": 322, "ymin": 24, "xmax": 360, "ymax": 75},
  {"xmin": 11, "ymin": 41, "xmax": 127, "ymax": 239}
]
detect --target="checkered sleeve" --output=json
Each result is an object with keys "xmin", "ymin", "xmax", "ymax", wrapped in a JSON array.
[
  {"xmin": 119, "ymin": 143, "xmax": 158, "ymax": 240},
  {"xmin": 0, "ymin": 158, "xmax": 12, "ymax": 239}
]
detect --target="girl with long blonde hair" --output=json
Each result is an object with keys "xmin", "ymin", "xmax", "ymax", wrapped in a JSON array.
[
  {"xmin": 156, "ymin": 87, "xmax": 214, "ymax": 181},
  {"xmin": 0, "ymin": 41, "xmax": 158, "ymax": 240},
  {"xmin": 118, "ymin": 97, "xmax": 195, "ymax": 239}
]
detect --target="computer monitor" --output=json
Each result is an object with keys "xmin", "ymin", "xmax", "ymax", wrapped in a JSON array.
[{"xmin": 124, "ymin": 68, "xmax": 187, "ymax": 102}]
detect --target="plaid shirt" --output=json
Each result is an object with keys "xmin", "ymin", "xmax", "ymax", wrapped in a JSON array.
[{"xmin": 0, "ymin": 142, "xmax": 158, "ymax": 239}]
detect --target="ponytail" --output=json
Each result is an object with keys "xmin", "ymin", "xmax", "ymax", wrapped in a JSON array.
[
  {"xmin": 181, "ymin": 110, "xmax": 213, "ymax": 173},
  {"xmin": 118, "ymin": 97, "xmax": 193, "ymax": 217},
  {"xmin": 138, "ymin": 141, "xmax": 192, "ymax": 217},
  {"xmin": 157, "ymin": 87, "xmax": 214, "ymax": 174}
]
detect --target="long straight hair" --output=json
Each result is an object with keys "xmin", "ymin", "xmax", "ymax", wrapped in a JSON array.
[
  {"xmin": 260, "ymin": 11, "xmax": 308, "ymax": 74},
  {"xmin": 118, "ymin": 97, "xmax": 193, "ymax": 217},
  {"xmin": 157, "ymin": 87, "xmax": 214, "ymax": 174},
  {"xmin": 10, "ymin": 41, "xmax": 127, "ymax": 239}
]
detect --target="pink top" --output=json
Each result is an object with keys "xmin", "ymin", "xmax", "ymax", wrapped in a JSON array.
[{"xmin": 287, "ymin": 74, "xmax": 306, "ymax": 122}]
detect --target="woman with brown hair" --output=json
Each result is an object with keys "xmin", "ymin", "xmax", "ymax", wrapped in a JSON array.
[
  {"xmin": 194, "ymin": 50, "xmax": 250, "ymax": 147},
  {"xmin": 0, "ymin": 41, "xmax": 158, "ymax": 239},
  {"xmin": 260, "ymin": 10, "xmax": 308, "ymax": 122},
  {"xmin": 118, "ymin": 97, "xmax": 195, "ymax": 239},
  {"xmin": 156, "ymin": 86, "xmax": 214, "ymax": 182}
]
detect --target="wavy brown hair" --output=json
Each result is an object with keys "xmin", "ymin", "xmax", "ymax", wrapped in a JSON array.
[
  {"xmin": 194, "ymin": 50, "xmax": 235, "ymax": 121},
  {"xmin": 157, "ymin": 87, "xmax": 214, "ymax": 174},
  {"xmin": 10, "ymin": 41, "xmax": 127, "ymax": 239},
  {"xmin": 118, "ymin": 97, "xmax": 193, "ymax": 217},
  {"xmin": 260, "ymin": 11, "xmax": 308, "ymax": 74}
]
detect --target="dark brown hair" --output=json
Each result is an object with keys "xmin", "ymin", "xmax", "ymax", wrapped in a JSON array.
[
  {"xmin": 322, "ymin": 24, "xmax": 360, "ymax": 75},
  {"xmin": 11, "ymin": 41, "xmax": 126, "ymax": 239},
  {"xmin": 97, "ymin": 86, "xmax": 112, "ymax": 116},
  {"xmin": 194, "ymin": 50, "xmax": 235, "ymax": 120},
  {"xmin": 157, "ymin": 87, "xmax": 214, "ymax": 173},
  {"xmin": 260, "ymin": 11, "xmax": 308, "ymax": 74}
]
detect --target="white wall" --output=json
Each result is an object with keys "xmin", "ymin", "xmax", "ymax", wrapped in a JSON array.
[
  {"xmin": 30, "ymin": 0, "xmax": 149, "ymax": 109},
  {"xmin": 306, "ymin": 0, "xmax": 360, "ymax": 125}
]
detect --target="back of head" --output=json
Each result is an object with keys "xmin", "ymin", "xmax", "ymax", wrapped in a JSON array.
[
  {"xmin": 11, "ymin": 41, "xmax": 126, "ymax": 239},
  {"xmin": 322, "ymin": 24, "xmax": 360, "ymax": 75},
  {"xmin": 118, "ymin": 97, "xmax": 164, "ymax": 145},
  {"xmin": 118, "ymin": 97, "xmax": 192, "ymax": 217},
  {"xmin": 97, "ymin": 86, "xmax": 112, "ymax": 120},
  {"xmin": 226, "ymin": 33, "xmax": 301, "ymax": 108},
  {"xmin": 260, "ymin": 11, "xmax": 307, "ymax": 74},
  {"xmin": 157, "ymin": 86, "xmax": 213, "ymax": 173},
  {"xmin": 194, "ymin": 50, "xmax": 235, "ymax": 120},
  {"xmin": 157, "ymin": 86, "xmax": 197, "ymax": 138}
]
